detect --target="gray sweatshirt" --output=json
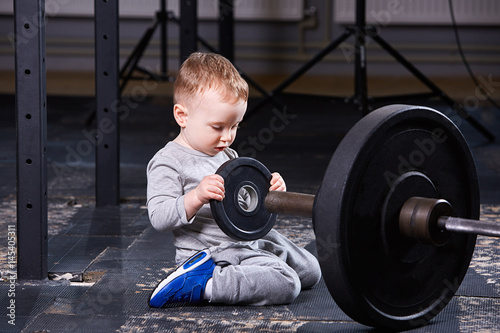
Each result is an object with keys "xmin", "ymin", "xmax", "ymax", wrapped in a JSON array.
[{"xmin": 146, "ymin": 141, "xmax": 241, "ymax": 261}]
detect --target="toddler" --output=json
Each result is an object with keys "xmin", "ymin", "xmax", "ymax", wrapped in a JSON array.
[{"xmin": 147, "ymin": 52, "xmax": 321, "ymax": 307}]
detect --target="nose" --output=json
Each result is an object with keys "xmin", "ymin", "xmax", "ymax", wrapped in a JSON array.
[{"xmin": 221, "ymin": 128, "xmax": 233, "ymax": 143}]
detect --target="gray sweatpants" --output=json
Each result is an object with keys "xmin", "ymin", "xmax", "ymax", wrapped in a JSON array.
[{"xmin": 208, "ymin": 230, "xmax": 322, "ymax": 306}]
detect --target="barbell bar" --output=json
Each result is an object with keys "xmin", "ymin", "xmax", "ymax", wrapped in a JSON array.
[
  {"xmin": 264, "ymin": 191, "xmax": 314, "ymax": 218},
  {"xmin": 267, "ymin": 192, "xmax": 500, "ymax": 244},
  {"xmin": 210, "ymin": 104, "xmax": 496, "ymax": 330}
]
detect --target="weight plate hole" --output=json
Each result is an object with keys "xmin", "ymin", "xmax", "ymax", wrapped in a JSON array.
[{"xmin": 238, "ymin": 185, "xmax": 259, "ymax": 213}]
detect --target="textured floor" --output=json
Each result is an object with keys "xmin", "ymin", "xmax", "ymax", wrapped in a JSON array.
[{"xmin": 0, "ymin": 91, "xmax": 499, "ymax": 332}]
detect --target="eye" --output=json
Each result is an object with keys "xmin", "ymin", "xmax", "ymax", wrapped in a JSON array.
[{"xmin": 211, "ymin": 125, "xmax": 222, "ymax": 130}]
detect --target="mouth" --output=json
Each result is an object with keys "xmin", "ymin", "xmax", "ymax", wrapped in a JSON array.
[{"xmin": 215, "ymin": 146, "xmax": 227, "ymax": 152}]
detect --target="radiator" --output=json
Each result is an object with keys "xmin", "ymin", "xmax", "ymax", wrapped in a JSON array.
[
  {"xmin": 334, "ymin": 0, "xmax": 500, "ymax": 25},
  {"xmin": 0, "ymin": 0, "xmax": 304, "ymax": 21}
]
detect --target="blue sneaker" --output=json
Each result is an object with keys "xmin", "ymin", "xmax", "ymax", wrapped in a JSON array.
[{"xmin": 149, "ymin": 250, "xmax": 216, "ymax": 308}]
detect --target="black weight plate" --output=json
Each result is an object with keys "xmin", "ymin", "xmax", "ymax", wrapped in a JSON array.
[
  {"xmin": 211, "ymin": 157, "xmax": 277, "ymax": 241},
  {"xmin": 313, "ymin": 105, "xmax": 479, "ymax": 330}
]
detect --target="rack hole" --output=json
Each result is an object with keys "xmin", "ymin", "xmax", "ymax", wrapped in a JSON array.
[
  {"xmin": 26, "ymin": 159, "xmax": 32, "ymax": 165},
  {"xmin": 26, "ymin": 203, "xmax": 33, "ymax": 210}
]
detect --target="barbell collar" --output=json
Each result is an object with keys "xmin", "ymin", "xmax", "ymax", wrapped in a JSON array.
[
  {"xmin": 264, "ymin": 191, "xmax": 314, "ymax": 218},
  {"xmin": 399, "ymin": 196, "xmax": 453, "ymax": 246},
  {"xmin": 400, "ymin": 196, "xmax": 500, "ymax": 245}
]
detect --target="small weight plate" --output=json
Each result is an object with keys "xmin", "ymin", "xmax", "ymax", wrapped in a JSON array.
[
  {"xmin": 211, "ymin": 157, "xmax": 277, "ymax": 241},
  {"xmin": 313, "ymin": 105, "xmax": 479, "ymax": 330}
]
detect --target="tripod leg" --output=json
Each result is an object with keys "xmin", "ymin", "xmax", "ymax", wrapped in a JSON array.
[
  {"xmin": 120, "ymin": 21, "xmax": 159, "ymax": 93},
  {"xmin": 372, "ymin": 33, "xmax": 495, "ymax": 142},
  {"xmin": 274, "ymin": 30, "xmax": 352, "ymax": 97},
  {"xmin": 246, "ymin": 29, "xmax": 354, "ymax": 117}
]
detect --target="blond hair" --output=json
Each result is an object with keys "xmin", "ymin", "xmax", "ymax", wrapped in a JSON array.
[{"xmin": 174, "ymin": 52, "xmax": 249, "ymax": 106}]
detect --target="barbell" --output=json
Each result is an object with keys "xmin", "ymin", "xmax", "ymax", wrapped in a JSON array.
[{"xmin": 210, "ymin": 104, "xmax": 499, "ymax": 330}]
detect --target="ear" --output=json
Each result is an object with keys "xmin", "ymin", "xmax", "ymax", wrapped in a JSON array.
[{"xmin": 173, "ymin": 103, "xmax": 188, "ymax": 128}]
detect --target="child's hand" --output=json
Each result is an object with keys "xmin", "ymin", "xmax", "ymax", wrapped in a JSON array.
[
  {"xmin": 184, "ymin": 174, "xmax": 225, "ymax": 221},
  {"xmin": 270, "ymin": 172, "xmax": 286, "ymax": 192},
  {"xmin": 195, "ymin": 174, "xmax": 225, "ymax": 204}
]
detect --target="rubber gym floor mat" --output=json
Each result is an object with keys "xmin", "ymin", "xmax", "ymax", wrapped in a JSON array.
[
  {"xmin": 43, "ymin": 251, "xmax": 351, "ymax": 326},
  {"xmin": 287, "ymin": 278, "xmax": 350, "ymax": 321},
  {"xmin": 47, "ymin": 206, "xmax": 151, "ymax": 274},
  {"xmin": 294, "ymin": 296, "xmax": 479, "ymax": 332},
  {"xmin": 119, "ymin": 316, "xmax": 312, "ymax": 332},
  {"xmin": 20, "ymin": 280, "xmax": 485, "ymax": 333},
  {"xmin": 62, "ymin": 206, "xmax": 150, "ymax": 236},
  {"xmin": 457, "ymin": 267, "xmax": 500, "ymax": 297},
  {"xmin": 95, "ymin": 225, "xmax": 178, "ymax": 262},
  {"xmin": 48, "ymin": 234, "xmax": 136, "ymax": 274},
  {"xmin": 14, "ymin": 288, "xmax": 499, "ymax": 333},
  {"xmin": 457, "ymin": 234, "xmax": 500, "ymax": 297},
  {"xmin": 22, "ymin": 313, "xmax": 128, "ymax": 333},
  {"xmin": 0, "ymin": 281, "xmax": 89, "ymax": 332},
  {"xmin": 452, "ymin": 296, "xmax": 500, "ymax": 331},
  {"xmin": 19, "ymin": 261, "xmax": 173, "ymax": 331},
  {"xmin": 142, "ymin": 280, "xmax": 348, "ymax": 322},
  {"xmin": 24, "ymin": 312, "xmax": 330, "ymax": 333}
]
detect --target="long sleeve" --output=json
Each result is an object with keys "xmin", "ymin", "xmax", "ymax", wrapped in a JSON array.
[
  {"xmin": 146, "ymin": 151, "xmax": 192, "ymax": 232},
  {"xmin": 146, "ymin": 142, "xmax": 240, "ymax": 257}
]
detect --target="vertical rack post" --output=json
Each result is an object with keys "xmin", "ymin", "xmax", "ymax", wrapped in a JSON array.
[
  {"xmin": 218, "ymin": 0, "xmax": 234, "ymax": 62},
  {"xmin": 95, "ymin": 0, "xmax": 120, "ymax": 206},
  {"xmin": 180, "ymin": 0, "xmax": 197, "ymax": 62},
  {"xmin": 159, "ymin": 0, "xmax": 168, "ymax": 74},
  {"xmin": 15, "ymin": 0, "xmax": 48, "ymax": 280}
]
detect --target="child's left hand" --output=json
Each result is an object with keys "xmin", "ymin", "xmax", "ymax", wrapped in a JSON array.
[{"xmin": 270, "ymin": 172, "xmax": 286, "ymax": 192}]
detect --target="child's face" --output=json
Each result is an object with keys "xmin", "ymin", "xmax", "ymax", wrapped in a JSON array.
[{"xmin": 176, "ymin": 88, "xmax": 247, "ymax": 156}]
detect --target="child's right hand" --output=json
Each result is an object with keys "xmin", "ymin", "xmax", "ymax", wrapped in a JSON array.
[
  {"xmin": 194, "ymin": 174, "xmax": 225, "ymax": 204},
  {"xmin": 184, "ymin": 174, "xmax": 225, "ymax": 221}
]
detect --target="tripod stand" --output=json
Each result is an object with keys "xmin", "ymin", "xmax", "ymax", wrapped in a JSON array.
[
  {"xmin": 120, "ymin": 0, "xmax": 284, "ymax": 108},
  {"xmin": 119, "ymin": 0, "xmax": 174, "ymax": 93},
  {"xmin": 119, "ymin": 0, "xmax": 282, "ymax": 110},
  {"xmin": 247, "ymin": 0, "xmax": 494, "ymax": 142}
]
